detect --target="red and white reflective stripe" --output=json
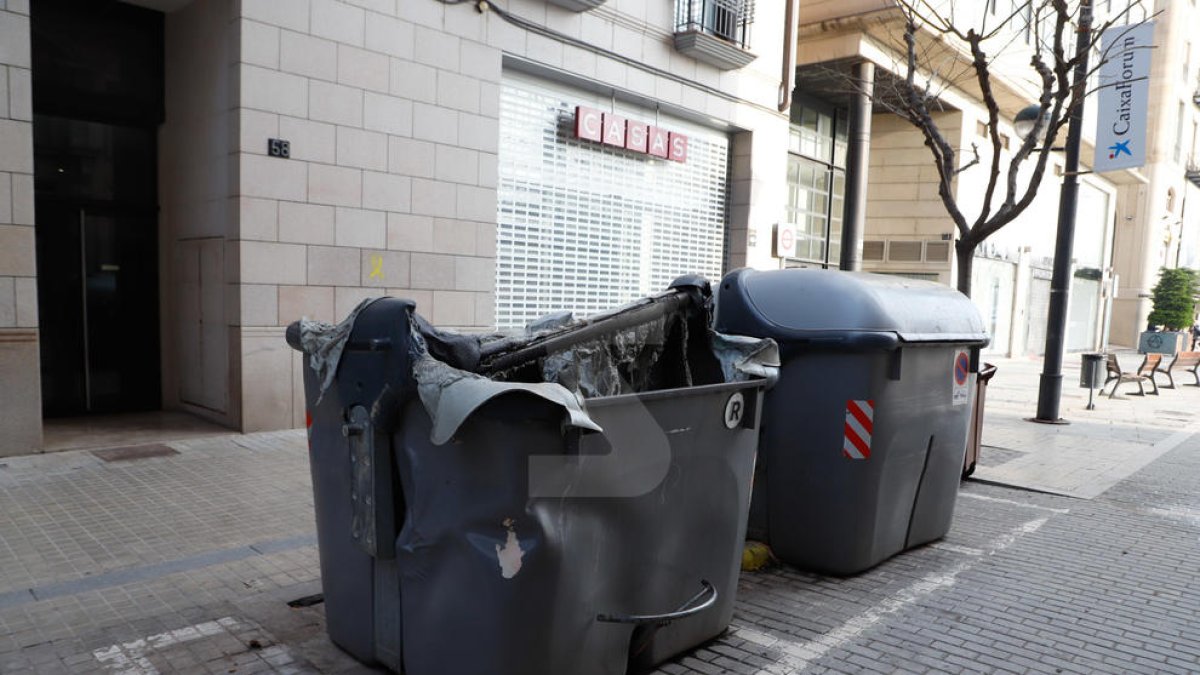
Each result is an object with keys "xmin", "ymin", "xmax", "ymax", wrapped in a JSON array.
[{"xmin": 843, "ymin": 399, "xmax": 874, "ymax": 460}]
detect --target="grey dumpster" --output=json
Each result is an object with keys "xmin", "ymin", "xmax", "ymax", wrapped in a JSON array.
[
  {"xmin": 713, "ymin": 268, "xmax": 989, "ymax": 575},
  {"xmin": 288, "ymin": 281, "xmax": 771, "ymax": 675}
]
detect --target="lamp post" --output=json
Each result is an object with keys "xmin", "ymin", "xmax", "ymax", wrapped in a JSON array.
[{"xmin": 1030, "ymin": 0, "xmax": 1094, "ymax": 424}]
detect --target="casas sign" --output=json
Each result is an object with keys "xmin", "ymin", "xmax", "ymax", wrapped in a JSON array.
[{"xmin": 574, "ymin": 106, "xmax": 688, "ymax": 163}]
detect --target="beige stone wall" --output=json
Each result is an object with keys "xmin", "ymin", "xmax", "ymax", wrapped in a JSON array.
[
  {"xmin": 224, "ymin": 0, "xmax": 790, "ymax": 430},
  {"xmin": 161, "ymin": 0, "xmax": 239, "ymax": 429},
  {"xmin": 226, "ymin": 0, "xmax": 505, "ymax": 430},
  {"xmin": 860, "ymin": 111, "xmax": 961, "ymax": 284},
  {"xmin": 799, "ymin": 0, "xmax": 891, "ymax": 26},
  {"xmin": 0, "ymin": 0, "xmax": 40, "ymax": 456}
]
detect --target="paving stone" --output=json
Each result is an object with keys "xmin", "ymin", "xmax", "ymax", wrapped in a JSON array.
[{"xmin": 2, "ymin": 416, "xmax": 1200, "ymax": 674}]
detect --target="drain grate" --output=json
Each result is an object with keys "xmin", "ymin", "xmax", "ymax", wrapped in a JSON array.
[{"xmin": 92, "ymin": 444, "xmax": 180, "ymax": 462}]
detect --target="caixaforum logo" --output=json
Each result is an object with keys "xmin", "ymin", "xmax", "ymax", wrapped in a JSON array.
[{"xmin": 1107, "ymin": 139, "xmax": 1132, "ymax": 160}]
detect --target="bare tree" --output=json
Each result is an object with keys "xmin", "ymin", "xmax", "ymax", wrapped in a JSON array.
[{"xmin": 849, "ymin": 0, "xmax": 1150, "ymax": 296}]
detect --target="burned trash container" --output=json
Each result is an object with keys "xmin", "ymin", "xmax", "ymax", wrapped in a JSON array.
[
  {"xmin": 287, "ymin": 277, "xmax": 776, "ymax": 675},
  {"xmin": 713, "ymin": 268, "xmax": 989, "ymax": 575}
]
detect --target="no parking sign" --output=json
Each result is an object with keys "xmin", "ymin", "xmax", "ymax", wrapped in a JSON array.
[{"xmin": 952, "ymin": 350, "xmax": 970, "ymax": 406}]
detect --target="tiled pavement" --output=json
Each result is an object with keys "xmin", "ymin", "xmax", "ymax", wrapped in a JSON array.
[
  {"xmin": 665, "ymin": 449, "xmax": 1200, "ymax": 674},
  {"xmin": 2, "ymin": 377, "xmax": 1200, "ymax": 673},
  {"xmin": 973, "ymin": 351, "xmax": 1200, "ymax": 498}
]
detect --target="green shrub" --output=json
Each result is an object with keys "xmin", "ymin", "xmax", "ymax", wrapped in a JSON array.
[{"xmin": 1147, "ymin": 268, "xmax": 1199, "ymax": 331}]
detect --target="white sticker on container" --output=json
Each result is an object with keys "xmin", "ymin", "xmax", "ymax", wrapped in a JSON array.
[{"xmin": 724, "ymin": 392, "xmax": 746, "ymax": 429}]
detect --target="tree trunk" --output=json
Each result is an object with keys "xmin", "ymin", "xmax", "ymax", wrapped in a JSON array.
[{"xmin": 955, "ymin": 240, "xmax": 975, "ymax": 297}]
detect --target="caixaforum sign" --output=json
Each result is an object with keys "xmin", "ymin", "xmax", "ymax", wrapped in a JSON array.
[
  {"xmin": 574, "ymin": 106, "xmax": 689, "ymax": 163},
  {"xmin": 1093, "ymin": 21, "xmax": 1154, "ymax": 173}
]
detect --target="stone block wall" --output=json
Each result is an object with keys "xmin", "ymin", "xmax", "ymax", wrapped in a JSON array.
[{"xmin": 0, "ymin": 0, "xmax": 40, "ymax": 456}]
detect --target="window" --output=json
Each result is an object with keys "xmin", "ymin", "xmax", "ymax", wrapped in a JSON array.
[
  {"xmin": 785, "ymin": 100, "xmax": 848, "ymax": 268},
  {"xmin": 1175, "ymin": 101, "xmax": 1186, "ymax": 164},
  {"xmin": 1192, "ymin": 120, "xmax": 1198, "ymax": 164}
]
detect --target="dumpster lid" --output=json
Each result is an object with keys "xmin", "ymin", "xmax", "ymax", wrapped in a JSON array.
[{"xmin": 725, "ymin": 268, "xmax": 988, "ymax": 344}]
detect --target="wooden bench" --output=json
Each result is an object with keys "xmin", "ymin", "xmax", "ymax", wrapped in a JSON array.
[
  {"xmin": 1104, "ymin": 353, "xmax": 1161, "ymax": 397},
  {"xmin": 1153, "ymin": 351, "xmax": 1200, "ymax": 389}
]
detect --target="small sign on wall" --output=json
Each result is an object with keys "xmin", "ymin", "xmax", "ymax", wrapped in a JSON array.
[
  {"xmin": 775, "ymin": 223, "xmax": 797, "ymax": 258},
  {"xmin": 574, "ymin": 106, "xmax": 688, "ymax": 163},
  {"xmin": 267, "ymin": 138, "xmax": 291, "ymax": 158}
]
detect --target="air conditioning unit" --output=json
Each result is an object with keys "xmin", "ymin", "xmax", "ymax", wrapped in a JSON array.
[
  {"xmin": 925, "ymin": 240, "xmax": 951, "ymax": 262},
  {"xmin": 547, "ymin": 0, "xmax": 607, "ymax": 10},
  {"xmin": 888, "ymin": 240, "xmax": 923, "ymax": 262},
  {"xmin": 862, "ymin": 240, "xmax": 885, "ymax": 262},
  {"xmin": 861, "ymin": 239, "xmax": 954, "ymax": 264}
]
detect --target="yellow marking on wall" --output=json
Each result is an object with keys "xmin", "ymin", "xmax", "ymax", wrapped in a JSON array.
[{"xmin": 369, "ymin": 254, "xmax": 384, "ymax": 280}]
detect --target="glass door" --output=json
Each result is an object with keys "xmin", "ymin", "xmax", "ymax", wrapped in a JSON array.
[{"xmin": 35, "ymin": 204, "xmax": 160, "ymax": 416}]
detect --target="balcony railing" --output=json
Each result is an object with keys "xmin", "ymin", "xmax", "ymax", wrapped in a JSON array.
[
  {"xmin": 1186, "ymin": 162, "xmax": 1200, "ymax": 188},
  {"xmin": 673, "ymin": 0, "xmax": 757, "ymax": 70},
  {"xmin": 675, "ymin": 0, "xmax": 752, "ymax": 49}
]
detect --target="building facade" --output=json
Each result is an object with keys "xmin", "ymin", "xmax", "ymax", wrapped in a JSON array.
[
  {"xmin": 1109, "ymin": 0, "xmax": 1200, "ymax": 344},
  {"xmin": 4, "ymin": 0, "xmax": 1194, "ymax": 454},
  {"xmin": 792, "ymin": 0, "xmax": 1200, "ymax": 358},
  {"xmin": 0, "ymin": 0, "xmax": 796, "ymax": 454}
]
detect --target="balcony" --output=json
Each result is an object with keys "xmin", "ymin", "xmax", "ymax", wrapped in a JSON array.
[
  {"xmin": 673, "ymin": 0, "xmax": 757, "ymax": 71},
  {"xmin": 1187, "ymin": 163, "xmax": 1200, "ymax": 188},
  {"xmin": 546, "ymin": 0, "xmax": 606, "ymax": 10}
]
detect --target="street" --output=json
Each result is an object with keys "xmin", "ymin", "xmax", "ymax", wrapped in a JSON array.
[{"xmin": 1, "ymin": 354, "xmax": 1199, "ymax": 674}]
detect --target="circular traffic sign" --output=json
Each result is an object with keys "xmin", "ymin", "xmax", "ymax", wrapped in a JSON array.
[{"xmin": 954, "ymin": 353, "xmax": 969, "ymax": 386}]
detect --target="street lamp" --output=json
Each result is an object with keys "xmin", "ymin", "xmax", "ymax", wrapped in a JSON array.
[
  {"xmin": 1013, "ymin": 104, "xmax": 1047, "ymax": 145},
  {"xmin": 1030, "ymin": 0, "xmax": 1094, "ymax": 424}
]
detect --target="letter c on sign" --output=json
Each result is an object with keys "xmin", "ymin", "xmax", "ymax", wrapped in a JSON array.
[{"xmin": 575, "ymin": 106, "xmax": 602, "ymax": 142}]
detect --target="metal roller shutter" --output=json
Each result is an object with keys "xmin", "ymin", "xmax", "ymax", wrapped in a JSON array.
[{"xmin": 496, "ymin": 74, "xmax": 730, "ymax": 329}]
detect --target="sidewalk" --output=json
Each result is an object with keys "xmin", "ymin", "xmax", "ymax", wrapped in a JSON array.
[
  {"xmin": 973, "ymin": 350, "xmax": 1200, "ymax": 498},
  {"xmin": 2, "ymin": 355, "xmax": 1200, "ymax": 673}
]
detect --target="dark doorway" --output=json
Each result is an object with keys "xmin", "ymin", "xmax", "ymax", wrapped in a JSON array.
[{"xmin": 32, "ymin": 1, "xmax": 164, "ymax": 417}]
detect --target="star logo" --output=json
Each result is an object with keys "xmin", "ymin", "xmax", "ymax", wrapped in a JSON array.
[{"xmin": 1108, "ymin": 140, "xmax": 1132, "ymax": 159}]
